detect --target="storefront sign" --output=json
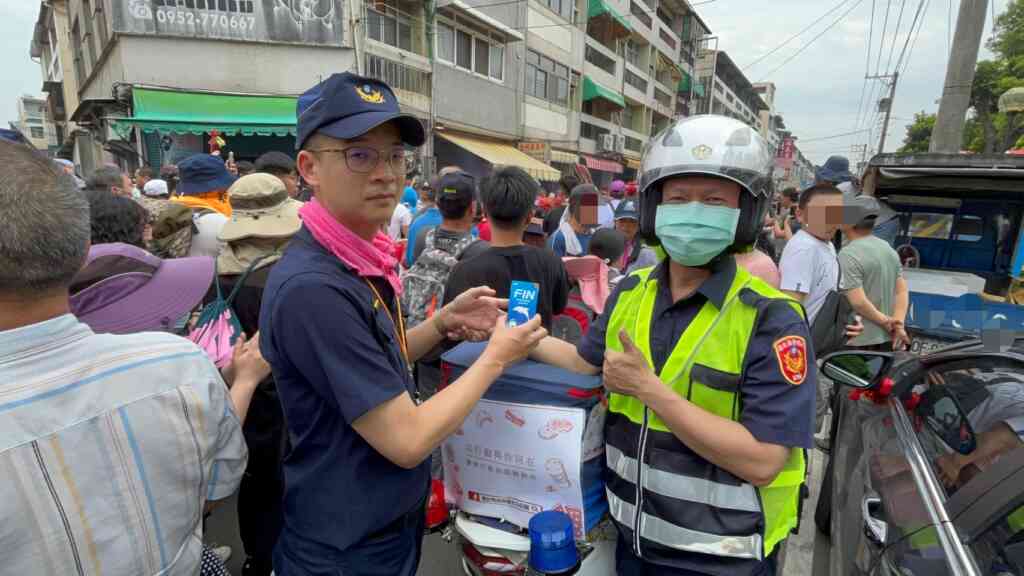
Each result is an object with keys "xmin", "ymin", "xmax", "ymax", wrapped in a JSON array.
[
  {"xmin": 517, "ymin": 141, "xmax": 549, "ymax": 163},
  {"xmin": 115, "ymin": 0, "xmax": 346, "ymax": 46},
  {"xmin": 443, "ymin": 399, "xmax": 588, "ymax": 538},
  {"xmin": 775, "ymin": 136, "xmax": 795, "ymax": 170}
]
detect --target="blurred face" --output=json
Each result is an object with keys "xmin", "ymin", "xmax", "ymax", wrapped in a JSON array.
[
  {"xmin": 297, "ymin": 123, "xmax": 405, "ymax": 238},
  {"xmin": 112, "ymin": 173, "xmax": 133, "ymax": 197},
  {"xmin": 616, "ymin": 218, "xmax": 639, "ymax": 241},
  {"xmin": 280, "ymin": 171, "xmax": 299, "ymax": 198},
  {"xmin": 660, "ymin": 176, "xmax": 741, "ymax": 208},
  {"xmin": 576, "ymin": 194, "xmax": 598, "ymax": 228},
  {"xmin": 134, "ymin": 169, "xmax": 150, "ymax": 188},
  {"xmin": 798, "ymin": 191, "xmax": 844, "ymax": 240}
]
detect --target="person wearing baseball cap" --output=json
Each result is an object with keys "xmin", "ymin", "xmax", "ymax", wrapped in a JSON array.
[
  {"xmin": 613, "ymin": 198, "xmax": 659, "ymax": 274},
  {"xmin": 259, "ymin": 73, "xmax": 547, "ymax": 576}
]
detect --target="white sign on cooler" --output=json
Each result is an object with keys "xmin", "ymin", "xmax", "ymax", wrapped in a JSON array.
[{"xmin": 443, "ymin": 399, "xmax": 587, "ymax": 538}]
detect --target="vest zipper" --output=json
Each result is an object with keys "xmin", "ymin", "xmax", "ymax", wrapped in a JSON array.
[{"xmin": 634, "ymin": 406, "xmax": 650, "ymax": 558}]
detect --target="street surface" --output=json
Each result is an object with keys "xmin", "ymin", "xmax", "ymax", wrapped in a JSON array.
[{"xmin": 205, "ymin": 449, "xmax": 829, "ymax": 576}]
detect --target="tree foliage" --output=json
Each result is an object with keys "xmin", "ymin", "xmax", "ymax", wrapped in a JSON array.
[
  {"xmin": 972, "ymin": 0, "xmax": 1024, "ymax": 152},
  {"xmin": 898, "ymin": 112, "xmax": 937, "ymax": 153}
]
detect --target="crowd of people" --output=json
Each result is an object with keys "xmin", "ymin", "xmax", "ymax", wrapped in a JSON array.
[{"xmin": 0, "ymin": 70, "xmax": 921, "ymax": 576}]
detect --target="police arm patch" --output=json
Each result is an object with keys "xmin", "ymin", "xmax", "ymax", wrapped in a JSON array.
[{"xmin": 773, "ymin": 335, "xmax": 808, "ymax": 385}]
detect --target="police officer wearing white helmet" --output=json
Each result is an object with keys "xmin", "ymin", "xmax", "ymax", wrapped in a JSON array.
[{"xmin": 532, "ymin": 116, "xmax": 816, "ymax": 575}]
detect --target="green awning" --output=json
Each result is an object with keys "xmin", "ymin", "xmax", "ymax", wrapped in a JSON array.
[
  {"xmin": 694, "ymin": 82, "xmax": 706, "ymax": 98},
  {"xmin": 677, "ymin": 74, "xmax": 691, "ymax": 93},
  {"xmin": 582, "ymin": 76, "xmax": 625, "ymax": 108},
  {"xmin": 588, "ymin": 0, "xmax": 631, "ymax": 31},
  {"xmin": 113, "ymin": 87, "xmax": 298, "ymax": 137}
]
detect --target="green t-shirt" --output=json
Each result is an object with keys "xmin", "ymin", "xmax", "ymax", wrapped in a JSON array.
[{"xmin": 839, "ymin": 235, "xmax": 903, "ymax": 346}]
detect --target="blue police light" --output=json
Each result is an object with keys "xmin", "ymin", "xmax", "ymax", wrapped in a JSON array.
[{"xmin": 527, "ymin": 510, "xmax": 580, "ymax": 574}]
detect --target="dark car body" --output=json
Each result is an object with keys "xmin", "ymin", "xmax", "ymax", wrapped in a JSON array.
[{"xmin": 819, "ymin": 340, "xmax": 1024, "ymax": 575}]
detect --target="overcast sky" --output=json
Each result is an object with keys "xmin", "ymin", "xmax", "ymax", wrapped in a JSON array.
[{"xmin": 0, "ymin": 1, "xmax": 1002, "ymax": 165}]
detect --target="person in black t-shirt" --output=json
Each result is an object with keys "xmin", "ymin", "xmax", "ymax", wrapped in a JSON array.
[{"xmin": 444, "ymin": 167, "xmax": 570, "ymax": 330}]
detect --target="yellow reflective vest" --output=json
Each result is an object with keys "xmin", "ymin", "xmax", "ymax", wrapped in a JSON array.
[{"xmin": 603, "ymin": 262, "xmax": 807, "ymax": 567}]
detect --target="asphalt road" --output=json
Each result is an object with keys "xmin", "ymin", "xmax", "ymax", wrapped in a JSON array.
[
  {"xmin": 206, "ymin": 447, "xmax": 829, "ymax": 576},
  {"xmin": 204, "ymin": 496, "xmax": 463, "ymax": 575}
]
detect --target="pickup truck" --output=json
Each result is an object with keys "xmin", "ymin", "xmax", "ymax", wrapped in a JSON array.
[{"xmin": 866, "ymin": 153, "xmax": 1024, "ymax": 353}]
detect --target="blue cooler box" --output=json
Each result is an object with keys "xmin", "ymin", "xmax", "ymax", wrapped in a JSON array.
[{"xmin": 441, "ymin": 341, "xmax": 609, "ymax": 536}]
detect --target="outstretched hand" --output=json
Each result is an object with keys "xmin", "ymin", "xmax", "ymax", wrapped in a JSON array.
[
  {"xmin": 603, "ymin": 330, "xmax": 658, "ymax": 398},
  {"xmin": 439, "ymin": 286, "xmax": 508, "ymax": 341}
]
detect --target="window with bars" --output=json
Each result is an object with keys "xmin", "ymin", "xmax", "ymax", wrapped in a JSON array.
[
  {"xmin": 437, "ymin": 20, "xmax": 504, "ymax": 81},
  {"xmin": 526, "ymin": 49, "xmax": 571, "ymax": 107},
  {"xmin": 623, "ymin": 40, "xmax": 642, "ymax": 68},
  {"xmin": 584, "ymin": 45, "xmax": 616, "ymax": 77},
  {"xmin": 624, "ymin": 69, "xmax": 647, "ymax": 93},
  {"xmin": 364, "ymin": 53, "xmax": 431, "ymax": 97},
  {"xmin": 630, "ymin": 2, "xmax": 651, "ymax": 28},
  {"xmin": 654, "ymin": 88, "xmax": 671, "ymax": 109},
  {"xmin": 367, "ymin": 6, "xmax": 413, "ymax": 52},
  {"xmin": 544, "ymin": 0, "xmax": 574, "ymax": 21}
]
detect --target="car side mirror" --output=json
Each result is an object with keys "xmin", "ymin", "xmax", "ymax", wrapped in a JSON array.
[
  {"xmin": 918, "ymin": 386, "xmax": 977, "ymax": 456},
  {"xmin": 821, "ymin": 352, "xmax": 891, "ymax": 389}
]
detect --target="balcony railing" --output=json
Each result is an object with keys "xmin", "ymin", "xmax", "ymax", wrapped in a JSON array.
[
  {"xmin": 629, "ymin": 1, "xmax": 652, "ymax": 28},
  {"xmin": 659, "ymin": 28, "xmax": 677, "ymax": 50},
  {"xmin": 624, "ymin": 69, "xmax": 648, "ymax": 94},
  {"xmin": 585, "ymin": 45, "xmax": 617, "ymax": 77},
  {"xmin": 654, "ymin": 88, "xmax": 672, "ymax": 109},
  {"xmin": 364, "ymin": 53, "xmax": 431, "ymax": 98}
]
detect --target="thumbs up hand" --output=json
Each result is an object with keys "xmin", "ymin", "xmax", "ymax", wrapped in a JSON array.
[{"xmin": 603, "ymin": 329, "xmax": 659, "ymax": 399}]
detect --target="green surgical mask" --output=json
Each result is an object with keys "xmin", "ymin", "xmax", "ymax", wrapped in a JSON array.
[{"xmin": 655, "ymin": 203, "xmax": 740, "ymax": 266}]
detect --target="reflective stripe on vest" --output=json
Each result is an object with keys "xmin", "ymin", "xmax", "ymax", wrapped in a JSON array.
[
  {"xmin": 603, "ymin": 262, "xmax": 806, "ymax": 563},
  {"xmin": 606, "ymin": 488, "xmax": 764, "ymax": 560},
  {"xmin": 606, "ymin": 444, "xmax": 760, "ymax": 512}
]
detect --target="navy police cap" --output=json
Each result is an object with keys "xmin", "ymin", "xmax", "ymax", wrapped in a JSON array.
[{"xmin": 295, "ymin": 72, "xmax": 426, "ymax": 150}]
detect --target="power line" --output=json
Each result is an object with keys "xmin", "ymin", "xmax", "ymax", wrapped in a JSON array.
[
  {"xmin": 875, "ymin": 0, "xmax": 893, "ymax": 74},
  {"xmin": 741, "ymin": 0, "xmax": 852, "ymax": 70},
  {"xmin": 884, "ymin": 0, "xmax": 908, "ymax": 74},
  {"xmin": 896, "ymin": 0, "xmax": 929, "ymax": 74},
  {"xmin": 854, "ymin": 0, "xmax": 878, "ymax": 131},
  {"xmin": 799, "ymin": 128, "xmax": 872, "ymax": 142},
  {"xmin": 757, "ymin": 0, "xmax": 866, "ymax": 81}
]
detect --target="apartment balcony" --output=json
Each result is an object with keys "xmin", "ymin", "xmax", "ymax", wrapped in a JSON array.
[
  {"xmin": 627, "ymin": 0, "xmax": 654, "ymax": 35},
  {"xmin": 583, "ymin": 35, "xmax": 623, "ymax": 93},
  {"xmin": 622, "ymin": 64, "xmax": 649, "ymax": 104},
  {"xmin": 364, "ymin": 0, "xmax": 430, "ymax": 60}
]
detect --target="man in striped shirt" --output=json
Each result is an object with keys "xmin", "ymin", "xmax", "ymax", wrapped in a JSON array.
[{"xmin": 0, "ymin": 140, "xmax": 248, "ymax": 575}]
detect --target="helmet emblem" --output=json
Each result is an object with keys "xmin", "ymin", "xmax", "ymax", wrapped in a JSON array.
[{"xmin": 692, "ymin": 144, "xmax": 713, "ymax": 160}]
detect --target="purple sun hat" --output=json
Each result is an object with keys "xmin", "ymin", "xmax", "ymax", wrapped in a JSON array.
[{"xmin": 69, "ymin": 243, "xmax": 215, "ymax": 335}]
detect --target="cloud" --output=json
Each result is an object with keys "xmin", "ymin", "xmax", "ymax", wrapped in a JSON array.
[
  {"xmin": 0, "ymin": 4, "xmax": 43, "ymax": 128},
  {"xmin": 697, "ymin": 0, "xmax": 1000, "ymax": 165}
]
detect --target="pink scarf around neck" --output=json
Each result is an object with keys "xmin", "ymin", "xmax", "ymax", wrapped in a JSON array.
[{"xmin": 299, "ymin": 199, "xmax": 403, "ymax": 296}]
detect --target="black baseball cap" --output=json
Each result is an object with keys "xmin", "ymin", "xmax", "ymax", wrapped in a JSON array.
[
  {"xmin": 436, "ymin": 171, "xmax": 476, "ymax": 218},
  {"xmin": 295, "ymin": 72, "xmax": 426, "ymax": 150}
]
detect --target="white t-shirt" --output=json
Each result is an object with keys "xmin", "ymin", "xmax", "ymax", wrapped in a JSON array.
[
  {"xmin": 188, "ymin": 212, "xmax": 228, "ymax": 259},
  {"xmin": 389, "ymin": 203, "xmax": 413, "ymax": 240},
  {"xmin": 779, "ymin": 229, "xmax": 839, "ymax": 324}
]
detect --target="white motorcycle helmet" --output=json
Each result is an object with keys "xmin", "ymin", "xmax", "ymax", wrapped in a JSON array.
[{"xmin": 638, "ymin": 115, "xmax": 775, "ymax": 249}]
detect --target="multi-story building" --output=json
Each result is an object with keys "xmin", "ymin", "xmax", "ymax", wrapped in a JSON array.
[
  {"xmin": 693, "ymin": 49, "xmax": 766, "ymax": 134},
  {"xmin": 13, "ymin": 95, "xmax": 59, "ymax": 154},
  {"xmin": 31, "ymin": 0, "xmax": 356, "ymax": 175},
  {"xmin": 31, "ymin": 0, "xmax": 712, "ymax": 184}
]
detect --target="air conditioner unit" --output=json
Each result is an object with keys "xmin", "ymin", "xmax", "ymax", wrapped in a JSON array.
[
  {"xmin": 614, "ymin": 134, "xmax": 626, "ymax": 153},
  {"xmin": 600, "ymin": 134, "xmax": 616, "ymax": 152}
]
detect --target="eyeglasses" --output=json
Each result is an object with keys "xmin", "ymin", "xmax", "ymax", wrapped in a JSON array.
[{"xmin": 309, "ymin": 146, "xmax": 408, "ymax": 174}]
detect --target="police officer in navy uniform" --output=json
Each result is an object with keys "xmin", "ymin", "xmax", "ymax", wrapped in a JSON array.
[{"xmin": 532, "ymin": 115, "xmax": 817, "ymax": 575}]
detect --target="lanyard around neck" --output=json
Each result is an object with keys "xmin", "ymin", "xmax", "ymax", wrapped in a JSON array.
[{"xmin": 364, "ymin": 279, "xmax": 410, "ymax": 369}]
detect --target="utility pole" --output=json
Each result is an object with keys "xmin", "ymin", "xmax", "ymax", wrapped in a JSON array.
[
  {"xmin": 868, "ymin": 72, "xmax": 899, "ymax": 154},
  {"xmin": 930, "ymin": 0, "xmax": 989, "ymax": 153}
]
